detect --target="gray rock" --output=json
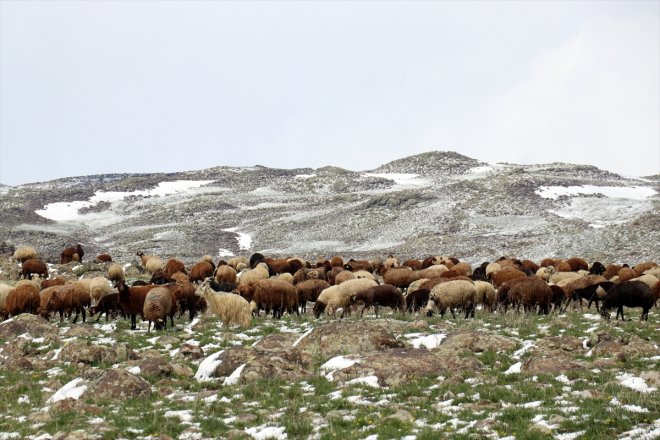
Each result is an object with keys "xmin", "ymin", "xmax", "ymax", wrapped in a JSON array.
[{"xmin": 91, "ymin": 368, "xmax": 151, "ymax": 400}]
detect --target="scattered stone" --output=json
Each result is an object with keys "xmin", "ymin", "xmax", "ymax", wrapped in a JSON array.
[
  {"xmin": 439, "ymin": 331, "xmax": 517, "ymax": 353},
  {"xmin": 63, "ymin": 325, "xmax": 99, "ymax": 338},
  {"xmin": 326, "ymin": 410, "xmax": 351, "ymax": 421},
  {"xmin": 529, "ymin": 423, "xmax": 553, "ymax": 436},
  {"xmin": 386, "ymin": 409, "xmax": 414, "ymax": 424},
  {"xmin": 522, "ymin": 354, "xmax": 585, "ymax": 374},
  {"xmin": 536, "ymin": 336, "xmax": 583, "ymax": 353},
  {"xmin": 171, "ymin": 363, "xmax": 194, "ymax": 377},
  {"xmin": 235, "ymin": 413, "xmax": 258, "ymax": 424},
  {"xmin": 0, "ymin": 313, "xmax": 59, "ymax": 340},
  {"xmin": 91, "ymin": 368, "xmax": 151, "ymax": 400},
  {"xmin": 178, "ymin": 343, "xmax": 205, "ymax": 360},
  {"xmin": 59, "ymin": 341, "xmax": 134, "ymax": 365},
  {"xmin": 139, "ymin": 356, "xmax": 173, "ymax": 377},
  {"xmin": 155, "ymin": 335, "xmax": 180, "ymax": 346}
]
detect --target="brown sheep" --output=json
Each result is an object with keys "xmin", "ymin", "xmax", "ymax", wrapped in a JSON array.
[
  {"xmin": 334, "ymin": 270, "xmax": 355, "ymax": 285},
  {"xmin": 329, "ymin": 256, "xmax": 344, "ymax": 268},
  {"xmin": 540, "ymin": 258, "xmax": 556, "ymax": 268},
  {"xmin": 143, "ymin": 286, "xmax": 176, "ymax": 331},
  {"xmin": 633, "ymin": 261, "xmax": 657, "ymax": 277},
  {"xmin": 21, "ymin": 259, "xmax": 48, "ymax": 280},
  {"xmin": 5, "ymin": 283, "xmax": 40, "ymax": 316},
  {"xmin": 264, "ymin": 257, "xmax": 289, "ymax": 275},
  {"xmin": 215, "ymin": 265, "xmax": 237, "ymax": 284},
  {"xmin": 603, "ymin": 264, "xmax": 622, "ymax": 280},
  {"xmin": 189, "ymin": 261, "xmax": 214, "ymax": 283},
  {"xmin": 509, "ymin": 277, "xmax": 552, "ymax": 315},
  {"xmin": 562, "ymin": 275, "xmax": 607, "ymax": 309},
  {"xmin": 566, "ymin": 257, "xmax": 588, "ymax": 272},
  {"xmin": 61, "ymin": 244, "xmax": 84, "ymax": 264},
  {"xmin": 173, "ymin": 280, "xmax": 203, "ymax": 320},
  {"xmin": 618, "ymin": 267, "xmax": 637, "ymax": 283},
  {"xmin": 117, "ymin": 281, "xmax": 159, "ymax": 330},
  {"xmin": 45, "ymin": 283, "xmax": 91, "ymax": 323},
  {"xmin": 41, "ymin": 276, "xmax": 66, "ymax": 290},
  {"xmin": 249, "ymin": 279, "xmax": 299, "ymax": 319},
  {"xmin": 349, "ymin": 284, "xmax": 405, "ymax": 317},
  {"xmin": 292, "ymin": 269, "xmax": 310, "ymax": 285},
  {"xmin": 452, "ymin": 262, "xmax": 472, "ymax": 277},
  {"xmin": 107, "ymin": 263, "xmax": 125, "ymax": 287},
  {"xmin": 520, "ymin": 259, "xmax": 540, "ymax": 274},
  {"xmin": 164, "ymin": 258, "xmax": 186, "ymax": 277},
  {"xmin": 96, "ymin": 254, "xmax": 112, "ymax": 263},
  {"xmin": 344, "ymin": 259, "xmax": 374, "ymax": 272},
  {"xmin": 383, "ymin": 267, "xmax": 418, "ymax": 290},
  {"xmin": 401, "ymin": 259, "xmax": 423, "ymax": 271},
  {"xmin": 296, "ymin": 279, "xmax": 330, "ymax": 313},
  {"xmin": 554, "ymin": 260, "xmax": 572, "ymax": 272},
  {"xmin": 170, "ymin": 272, "xmax": 189, "ymax": 284},
  {"xmin": 490, "ymin": 267, "xmax": 527, "ymax": 288}
]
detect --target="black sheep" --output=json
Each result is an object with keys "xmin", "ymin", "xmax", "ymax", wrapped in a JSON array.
[
  {"xmin": 600, "ymin": 281, "xmax": 654, "ymax": 321},
  {"xmin": 89, "ymin": 293, "xmax": 124, "ymax": 322},
  {"xmin": 406, "ymin": 288, "xmax": 430, "ymax": 313}
]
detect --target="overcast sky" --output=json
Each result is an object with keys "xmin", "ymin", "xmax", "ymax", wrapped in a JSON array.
[{"xmin": 1, "ymin": 0, "xmax": 658, "ymax": 186}]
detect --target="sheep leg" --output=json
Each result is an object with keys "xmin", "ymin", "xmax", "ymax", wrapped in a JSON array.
[
  {"xmin": 641, "ymin": 308, "xmax": 649, "ymax": 321},
  {"xmin": 449, "ymin": 308, "xmax": 455, "ymax": 319},
  {"xmin": 616, "ymin": 306, "xmax": 624, "ymax": 321}
]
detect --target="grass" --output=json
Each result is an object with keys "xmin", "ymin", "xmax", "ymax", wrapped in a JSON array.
[{"xmin": 0, "ymin": 305, "xmax": 658, "ymax": 439}]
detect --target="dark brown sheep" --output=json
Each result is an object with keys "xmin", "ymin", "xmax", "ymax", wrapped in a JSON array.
[
  {"xmin": 350, "ymin": 284, "xmax": 405, "ymax": 317},
  {"xmin": 600, "ymin": 281, "xmax": 655, "ymax": 321},
  {"xmin": 520, "ymin": 259, "xmax": 540, "ymax": 274},
  {"xmin": 344, "ymin": 259, "xmax": 374, "ymax": 272},
  {"xmin": 61, "ymin": 244, "xmax": 84, "ymax": 264},
  {"xmin": 41, "ymin": 276, "xmax": 66, "ymax": 290},
  {"xmin": 401, "ymin": 259, "xmax": 423, "ymax": 271},
  {"xmin": 89, "ymin": 293, "xmax": 124, "ymax": 322},
  {"xmin": 117, "ymin": 281, "xmax": 159, "ymax": 330},
  {"xmin": 296, "ymin": 279, "xmax": 330, "ymax": 313},
  {"xmin": 406, "ymin": 288, "xmax": 430, "ymax": 312},
  {"xmin": 490, "ymin": 267, "xmax": 527, "ymax": 288},
  {"xmin": 215, "ymin": 265, "xmax": 237, "ymax": 284},
  {"xmin": 508, "ymin": 277, "xmax": 551, "ymax": 315},
  {"xmin": 566, "ymin": 257, "xmax": 588, "ymax": 272},
  {"xmin": 164, "ymin": 258, "xmax": 186, "ymax": 277},
  {"xmin": 383, "ymin": 267, "xmax": 418, "ymax": 290},
  {"xmin": 249, "ymin": 279, "xmax": 299, "ymax": 319},
  {"xmin": 21, "ymin": 259, "xmax": 48, "ymax": 280}
]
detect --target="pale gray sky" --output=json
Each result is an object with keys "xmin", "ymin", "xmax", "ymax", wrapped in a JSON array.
[{"xmin": 1, "ymin": 0, "xmax": 658, "ymax": 186}]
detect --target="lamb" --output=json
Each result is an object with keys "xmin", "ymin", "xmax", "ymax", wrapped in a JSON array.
[
  {"xmin": 96, "ymin": 254, "xmax": 113, "ymax": 263},
  {"xmin": 214, "ymin": 264, "xmax": 237, "ymax": 285},
  {"xmin": 313, "ymin": 278, "xmax": 378, "ymax": 318},
  {"xmin": 425, "ymin": 279, "xmax": 477, "ymax": 319},
  {"xmin": 195, "ymin": 280, "xmax": 252, "ymax": 327},
  {"xmin": 136, "ymin": 251, "xmax": 165, "ymax": 274},
  {"xmin": 535, "ymin": 266, "xmax": 555, "ymax": 282},
  {"xmin": 295, "ymin": 279, "xmax": 330, "ymax": 313},
  {"xmin": 61, "ymin": 244, "xmax": 84, "ymax": 264},
  {"xmin": 21, "ymin": 259, "xmax": 48, "ymax": 279},
  {"xmin": 227, "ymin": 256, "xmax": 249, "ymax": 270},
  {"xmin": 474, "ymin": 280, "xmax": 497, "ymax": 312},
  {"xmin": 107, "ymin": 263, "xmax": 126, "ymax": 287},
  {"xmin": 600, "ymin": 281, "xmax": 655, "ymax": 321},
  {"xmin": 189, "ymin": 261, "xmax": 214, "ymax": 283},
  {"xmin": 164, "ymin": 258, "xmax": 186, "ymax": 277},
  {"xmin": 143, "ymin": 286, "xmax": 176, "ymax": 331},
  {"xmin": 12, "ymin": 246, "xmax": 37, "ymax": 263},
  {"xmin": 248, "ymin": 279, "xmax": 299, "ymax": 318},
  {"xmin": 6, "ymin": 281, "xmax": 42, "ymax": 316},
  {"xmin": 349, "ymin": 284, "xmax": 405, "ymax": 317}
]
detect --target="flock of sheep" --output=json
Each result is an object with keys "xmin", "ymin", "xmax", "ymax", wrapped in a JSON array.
[{"xmin": 0, "ymin": 245, "xmax": 658, "ymax": 332}]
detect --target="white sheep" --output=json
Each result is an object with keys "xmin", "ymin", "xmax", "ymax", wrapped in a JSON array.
[
  {"xmin": 425, "ymin": 279, "xmax": 477, "ymax": 319},
  {"xmin": 313, "ymin": 278, "xmax": 378, "ymax": 318},
  {"xmin": 89, "ymin": 277, "xmax": 114, "ymax": 307},
  {"xmin": 474, "ymin": 280, "xmax": 497, "ymax": 312},
  {"xmin": 195, "ymin": 281, "xmax": 252, "ymax": 327},
  {"xmin": 12, "ymin": 246, "xmax": 37, "ymax": 263},
  {"xmin": 535, "ymin": 266, "xmax": 555, "ymax": 281},
  {"xmin": 485, "ymin": 262, "xmax": 501, "ymax": 278}
]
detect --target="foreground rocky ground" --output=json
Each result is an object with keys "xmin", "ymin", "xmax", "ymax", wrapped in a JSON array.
[{"xmin": 0, "ymin": 303, "xmax": 658, "ymax": 440}]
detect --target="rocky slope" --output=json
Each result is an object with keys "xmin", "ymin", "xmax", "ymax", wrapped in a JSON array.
[{"xmin": 0, "ymin": 151, "xmax": 657, "ymax": 265}]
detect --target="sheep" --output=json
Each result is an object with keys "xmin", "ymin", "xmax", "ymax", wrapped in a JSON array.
[
  {"xmin": 292, "ymin": 269, "xmax": 310, "ymax": 285},
  {"xmin": 383, "ymin": 267, "xmax": 418, "ymax": 290},
  {"xmin": 535, "ymin": 266, "xmax": 555, "ymax": 282},
  {"xmin": 189, "ymin": 261, "xmax": 214, "ymax": 283},
  {"xmin": 117, "ymin": 280, "xmax": 157, "ymax": 330},
  {"xmin": 195, "ymin": 280, "xmax": 252, "ymax": 327},
  {"xmin": 474, "ymin": 280, "xmax": 497, "ymax": 312},
  {"xmin": 249, "ymin": 252, "xmax": 266, "ymax": 268},
  {"xmin": 349, "ymin": 284, "xmax": 405, "ymax": 317},
  {"xmin": 566, "ymin": 257, "xmax": 589, "ymax": 272},
  {"xmin": 425, "ymin": 279, "xmax": 477, "ymax": 319},
  {"xmin": 143, "ymin": 286, "xmax": 176, "ymax": 331},
  {"xmin": 107, "ymin": 263, "xmax": 125, "ymax": 287},
  {"xmin": 12, "ymin": 246, "xmax": 37, "ymax": 263},
  {"xmin": 549, "ymin": 271, "xmax": 581, "ymax": 285},
  {"xmin": 21, "ymin": 259, "xmax": 48, "ymax": 280},
  {"xmin": 485, "ymin": 262, "xmax": 501, "ymax": 278},
  {"xmin": 0, "ymin": 283, "xmax": 15, "ymax": 319},
  {"xmin": 633, "ymin": 261, "xmax": 657, "ymax": 277},
  {"xmin": 148, "ymin": 269, "xmax": 172, "ymax": 285},
  {"xmin": 401, "ymin": 259, "xmax": 423, "ymax": 271},
  {"xmin": 490, "ymin": 267, "xmax": 527, "ymax": 288},
  {"xmin": 41, "ymin": 276, "xmax": 66, "ymax": 290},
  {"xmin": 618, "ymin": 267, "xmax": 637, "ymax": 283},
  {"xmin": 540, "ymin": 258, "xmax": 556, "ymax": 268},
  {"xmin": 89, "ymin": 293, "xmax": 123, "ymax": 322},
  {"xmin": 521, "ymin": 259, "xmax": 540, "ymax": 274},
  {"xmin": 603, "ymin": 264, "xmax": 622, "ymax": 280},
  {"xmin": 561, "ymin": 275, "xmax": 607, "ymax": 310},
  {"xmin": 508, "ymin": 276, "xmax": 552, "ymax": 315},
  {"xmin": 164, "ymin": 258, "xmax": 186, "ymax": 277},
  {"xmin": 237, "ymin": 263, "xmax": 270, "ymax": 286},
  {"xmin": 382, "ymin": 256, "xmax": 399, "ymax": 272},
  {"xmin": 248, "ymin": 279, "xmax": 298, "ymax": 318},
  {"xmin": 549, "ymin": 284, "xmax": 565, "ymax": 312},
  {"xmin": 277, "ymin": 273, "xmax": 294, "ymax": 284},
  {"xmin": 344, "ymin": 259, "xmax": 374, "ymax": 272},
  {"xmin": 173, "ymin": 280, "xmax": 204, "ymax": 320},
  {"xmin": 6, "ymin": 282, "xmax": 41, "ymax": 317},
  {"xmin": 589, "ymin": 261, "xmax": 606, "ymax": 275},
  {"xmin": 643, "ymin": 267, "xmax": 660, "ymax": 279},
  {"xmin": 89, "ymin": 277, "xmax": 114, "ymax": 308},
  {"xmin": 37, "ymin": 285, "xmax": 64, "ymax": 320},
  {"xmin": 406, "ymin": 278, "xmax": 430, "ymax": 296},
  {"xmin": 96, "ymin": 254, "xmax": 112, "ymax": 263},
  {"xmin": 50, "ymin": 281, "xmax": 91, "ymax": 323},
  {"xmin": 313, "ymin": 278, "xmax": 378, "ymax": 318},
  {"xmin": 630, "ymin": 274, "xmax": 659, "ymax": 291},
  {"xmin": 295, "ymin": 279, "xmax": 330, "ymax": 313},
  {"xmin": 421, "ymin": 256, "xmax": 438, "ymax": 269},
  {"xmin": 285, "ymin": 258, "xmax": 305, "ymax": 275},
  {"xmin": 406, "ymin": 288, "xmax": 430, "ymax": 313},
  {"xmin": 227, "ymin": 256, "xmax": 249, "ymax": 270},
  {"xmin": 418, "ymin": 264, "xmax": 449, "ymax": 279},
  {"xmin": 334, "ymin": 270, "xmax": 355, "ymax": 285},
  {"xmin": 553, "ymin": 260, "xmax": 572, "ymax": 272},
  {"xmin": 61, "ymin": 244, "xmax": 84, "ymax": 264},
  {"xmin": 329, "ymin": 256, "xmax": 344, "ymax": 268},
  {"xmin": 452, "ymin": 262, "xmax": 472, "ymax": 277},
  {"xmin": 215, "ymin": 265, "xmax": 237, "ymax": 285},
  {"xmin": 352, "ymin": 270, "xmax": 376, "ymax": 281},
  {"xmin": 471, "ymin": 262, "xmax": 489, "ymax": 282},
  {"xmin": 600, "ymin": 281, "xmax": 655, "ymax": 321},
  {"xmin": 136, "ymin": 251, "xmax": 165, "ymax": 274}
]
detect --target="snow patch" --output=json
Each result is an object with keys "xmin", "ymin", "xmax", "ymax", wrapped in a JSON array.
[
  {"xmin": 616, "ymin": 373, "xmax": 657, "ymax": 393},
  {"xmin": 223, "ymin": 228, "xmax": 252, "ymax": 251},
  {"xmin": 406, "ymin": 333, "xmax": 447, "ymax": 349},
  {"xmin": 320, "ymin": 356, "xmax": 358, "ymax": 380},
  {"xmin": 610, "ymin": 397, "xmax": 650, "ymax": 413},
  {"xmin": 223, "ymin": 363, "xmax": 246, "ymax": 386},
  {"xmin": 363, "ymin": 173, "xmax": 430, "ymax": 189},
  {"xmin": 244, "ymin": 424, "xmax": 287, "ymax": 440},
  {"xmin": 535, "ymin": 185, "xmax": 656, "ymax": 200},
  {"xmin": 504, "ymin": 362, "xmax": 522, "ymax": 375},
  {"xmin": 46, "ymin": 378, "xmax": 87, "ymax": 404},
  {"xmin": 347, "ymin": 375, "xmax": 381, "ymax": 388},
  {"xmin": 164, "ymin": 409, "xmax": 193, "ymax": 423},
  {"xmin": 195, "ymin": 350, "xmax": 224, "ymax": 382}
]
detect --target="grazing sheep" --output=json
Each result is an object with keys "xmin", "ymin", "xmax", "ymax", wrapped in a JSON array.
[
  {"xmin": 630, "ymin": 274, "xmax": 659, "ymax": 291},
  {"xmin": 600, "ymin": 281, "xmax": 655, "ymax": 321},
  {"xmin": 452, "ymin": 262, "xmax": 472, "ymax": 277},
  {"xmin": 540, "ymin": 258, "xmax": 556, "ymax": 268},
  {"xmin": 195, "ymin": 280, "xmax": 252, "ymax": 327},
  {"xmin": 633, "ymin": 261, "xmax": 657, "ymax": 277},
  {"xmin": 406, "ymin": 288, "xmax": 430, "ymax": 313},
  {"xmin": 170, "ymin": 271, "xmax": 190, "ymax": 284},
  {"xmin": 402, "ymin": 259, "xmax": 423, "ymax": 271},
  {"xmin": 566, "ymin": 257, "xmax": 589, "ymax": 272},
  {"xmin": 344, "ymin": 259, "xmax": 374, "ymax": 272},
  {"xmin": 589, "ymin": 261, "xmax": 606, "ymax": 276},
  {"xmin": 471, "ymin": 262, "xmax": 489, "ymax": 282},
  {"xmin": 61, "ymin": 244, "xmax": 84, "ymax": 264},
  {"xmin": 334, "ymin": 270, "xmax": 356, "ymax": 285},
  {"xmin": 143, "ymin": 286, "xmax": 176, "ymax": 331},
  {"xmin": 12, "ymin": 246, "xmax": 37, "ymax": 263},
  {"xmin": 603, "ymin": 264, "xmax": 622, "ymax": 280},
  {"xmin": 407, "ymin": 278, "xmax": 430, "ymax": 296},
  {"xmin": 89, "ymin": 277, "xmax": 114, "ymax": 308},
  {"xmin": 189, "ymin": 261, "xmax": 214, "ymax": 283},
  {"xmin": 382, "ymin": 256, "xmax": 399, "ymax": 272},
  {"xmin": 509, "ymin": 277, "xmax": 552, "ymax": 315},
  {"xmin": 295, "ymin": 279, "xmax": 330, "ymax": 313},
  {"xmin": 643, "ymin": 267, "xmax": 660, "ymax": 279},
  {"xmin": 425, "ymin": 279, "xmax": 477, "ymax": 319},
  {"xmin": 485, "ymin": 262, "xmax": 501, "ymax": 278},
  {"xmin": 149, "ymin": 269, "xmax": 172, "ymax": 285},
  {"xmin": 249, "ymin": 252, "xmax": 266, "ymax": 268},
  {"xmin": 292, "ymin": 269, "xmax": 310, "ymax": 285},
  {"xmin": 37, "ymin": 285, "xmax": 64, "ymax": 320},
  {"xmin": 107, "ymin": 263, "xmax": 125, "ymax": 287},
  {"xmin": 549, "ymin": 271, "xmax": 581, "ymax": 285},
  {"xmin": 89, "ymin": 293, "xmax": 124, "ymax": 322},
  {"xmin": 117, "ymin": 281, "xmax": 159, "ymax": 330},
  {"xmin": 418, "ymin": 265, "xmax": 449, "ymax": 279},
  {"xmin": 474, "ymin": 280, "xmax": 497, "ymax": 312},
  {"xmin": 278, "ymin": 273, "xmax": 294, "ymax": 284},
  {"xmin": 554, "ymin": 260, "xmax": 572, "ymax": 272},
  {"xmin": 490, "ymin": 267, "xmax": 527, "ymax": 288},
  {"xmin": 549, "ymin": 284, "xmax": 565, "ymax": 313},
  {"xmin": 561, "ymin": 275, "xmax": 607, "ymax": 310},
  {"xmin": 41, "ymin": 276, "xmax": 66, "ymax": 290},
  {"xmin": 535, "ymin": 266, "xmax": 555, "ymax": 282},
  {"xmin": 7, "ymin": 282, "xmax": 44, "ymax": 317},
  {"xmin": 313, "ymin": 278, "xmax": 378, "ymax": 318},
  {"xmin": 352, "ymin": 270, "xmax": 376, "ymax": 281},
  {"xmin": 164, "ymin": 258, "xmax": 186, "ymax": 277},
  {"xmin": 136, "ymin": 251, "xmax": 165, "ymax": 274},
  {"xmin": 248, "ymin": 279, "xmax": 299, "ymax": 318},
  {"xmin": 172, "ymin": 280, "xmax": 203, "ymax": 320},
  {"xmin": 237, "ymin": 263, "xmax": 270, "ymax": 286},
  {"xmin": 383, "ymin": 267, "xmax": 417, "ymax": 290},
  {"xmin": 21, "ymin": 259, "xmax": 48, "ymax": 280},
  {"xmin": 0, "ymin": 283, "xmax": 14, "ymax": 318},
  {"xmin": 96, "ymin": 254, "xmax": 112, "ymax": 263},
  {"xmin": 215, "ymin": 265, "xmax": 237, "ymax": 284},
  {"xmin": 349, "ymin": 284, "xmax": 405, "ymax": 317},
  {"xmin": 521, "ymin": 260, "xmax": 540, "ymax": 274},
  {"xmin": 421, "ymin": 256, "xmax": 438, "ymax": 269},
  {"xmin": 329, "ymin": 256, "xmax": 344, "ymax": 268},
  {"xmin": 227, "ymin": 256, "xmax": 249, "ymax": 270}
]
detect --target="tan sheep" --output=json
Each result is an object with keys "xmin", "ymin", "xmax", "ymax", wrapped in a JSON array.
[
  {"xmin": 143, "ymin": 286, "xmax": 175, "ymax": 331},
  {"xmin": 195, "ymin": 281, "xmax": 251, "ymax": 327},
  {"xmin": 12, "ymin": 246, "xmax": 37, "ymax": 263},
  {"xmin": 107, "ymin": 263, "xmax": 125, "ymax": 286}
]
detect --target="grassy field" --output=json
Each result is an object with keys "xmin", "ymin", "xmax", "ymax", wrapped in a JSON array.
[{"xmin": 0, "ymin": 305, "xmax": 658, "ymax": 440}]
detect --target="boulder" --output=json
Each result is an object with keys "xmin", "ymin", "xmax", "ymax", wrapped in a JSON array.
[
  {"xmin": 438, "ymin": 331, "xmax": 517, "ymax": 353},
  {"xmin": 522, "ymin": 354, "xmax": 585, "ymax": 375},
  {"xmin": 59, "ymin": 341, "xmax": 134, "ymax": 365},
  {"xmin": 139, "ymin": 356, "xmax": 173, "ymax": 377},
  {"xmin": 91, "ymin": 368, "xmax": 151, "ymax": 400},
  {"xmin": 590, "ymin": 335, "xmax": 658, "ymax": 359},
  {"xmin": 0, "ymin": 314, "xmax": 59, "ymax": 341},
  {"xmin": 209, "ymin": 345, "xmax": 311, "ymax": 384},
  {"xmin": 295, "ymin": 320, "xmax": 403, "ymax": 357}
]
